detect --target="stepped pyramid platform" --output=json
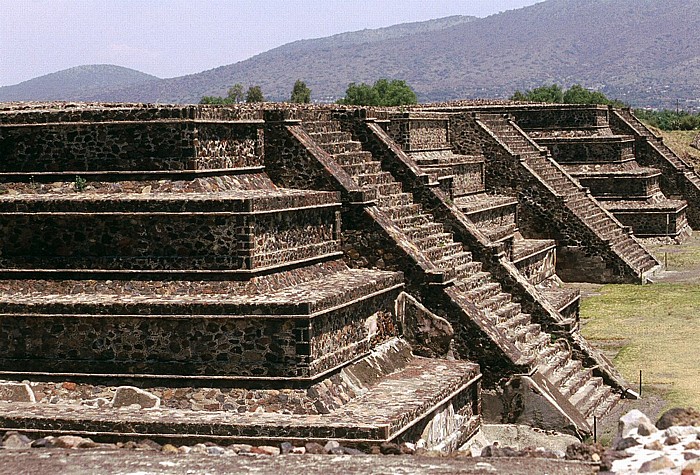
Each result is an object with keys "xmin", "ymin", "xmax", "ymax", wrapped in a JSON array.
[
  {"xmin": 0, "ymin": 103, "xmax": 481, "ymax": 451},
  {"xmin": 263, "ymin": 107, "xmax": 636, "ymax": 436},
  {"xmin": 446, "ymin": 110, "xmax": 660, "ymax": 283},
  {"xmin": 506, "ymin": 105, "xmax": 692, "ymax": 242},
  {"xmin": 0, "ymin": 339, "xmax": 482, "ymax": 450},
  {"xmin": 379, "ymin": 111, "xmax": 578, "ymax": 317}
]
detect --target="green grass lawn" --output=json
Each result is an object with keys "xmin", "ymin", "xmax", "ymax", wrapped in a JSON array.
[
  {"xmin": 581, "ymin": 283, "xmax": 700, "ymax": 408},
  {"xmin": 580, "ymin": 233, "xmax": 700, "ymax": 409}
]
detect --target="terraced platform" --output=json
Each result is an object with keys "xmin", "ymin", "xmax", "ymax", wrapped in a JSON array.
[
  {"xmin": 260, "ymin": 110, "xmax": 634, "ymax": 434},
  {"xmin": 0, "ymin": 339, "xmax": 481, "ymax": 450}
]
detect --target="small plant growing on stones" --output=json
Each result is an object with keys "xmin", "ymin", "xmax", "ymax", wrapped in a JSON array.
[{"xmin": 74, "ymin": 176, "xmax": 87, "ymax": 192}]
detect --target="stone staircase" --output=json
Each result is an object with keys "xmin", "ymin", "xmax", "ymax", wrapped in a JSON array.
[
  {"xmin": 508, "ymin": 107, "xmax": 691, "ymax": 241},
  {"xmin": 477, "ymin": 113, "xmax": 659, "ymax": 280},
  {"xmin": 379, "ymin": 112, "xmax": 579, "ymax": 319},
  {"xmin": 611, "ymin": 108, "xmax": 700, "ymax": 229},
  {"xmin": 300, "ymin": 117, "xmax": 622, "ymax": 428}
]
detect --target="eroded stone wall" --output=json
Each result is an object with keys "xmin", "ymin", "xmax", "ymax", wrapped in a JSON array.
[
  {"xmin": 0, "ymin": 288, "xmax": 400, "ymax": 379},
  {"xmin": 537, "ymin": 137, "xmax": 636, "ymax": 163},
  {"xmin": 0, "ymin": 206, "xmax": 340, "ymax": 271}
]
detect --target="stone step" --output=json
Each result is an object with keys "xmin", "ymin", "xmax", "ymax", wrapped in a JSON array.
[
  {"xmin": 560, "ymin": 365, "xmax": 592, "ymax": 399},
  {"xmin": 413, "ymin": 232, "xmax": 454, "ymax": 251},
  {"xmin": 582, "ymin": 386, "xmax": 617, "ymax": 422},
  {"xmin": 445, "ymin": 261, "xmax": 483, "ymax": 282},
  {"xmin": 508, "ymin": 323, "xmax": 541, "ymax": 345},
  {"xmin": 539, "ymin": 349, "xmax": 571, "ymax": 377},
  {"xmin": 355, "ymin": 172, "xmax": 394, "ymax": 187},
  {"xmin": 307, "ymin": 130, "xmax": 353, "ymax": 144},
  {"xmin": 463, "ymin": 282, "xmax": 502, "ymax": 304},
  {"xmin": 0, "ymin": 356, "xmax": 482, "ymax": 447},
  {"xmin": 323, "ymin": 141, "xmax": 363, "ymax": 155},
  {"xmin": 383, "ymin": 203, "xmax": 423, "ymax": 220},
  {"xmin": 393, "ymin": 212, "xmax": 433, "ymax": 230},
  {"xmin": 333, "ymin": 151, "xmax": 374, "ymax": 166},
  {"xmin": 302, "ymin": 121, "xmax": 341, "ymax": 134},
  {"xmin": 546, "ymin": 358, "xmax": 583, "ymax": 389},
  {"xmin": 376, "ymin": 192, "xmax": 414, "ymax": 208},
  {"xmin": 495, "ymin": 311, "xmax": 531, "ymax": 332},
  {"xmin": 435, "ymin": 251, "xmax": 474, "ymax": 273},
  {"xmin": 571, "ymin": 377, "xmax": 606, "ymax": 414},
  {"xmin": 402, "ymin": 223, "xmax": 447, "ymax": 242},
  {"xmin": 476, "ymin": 292, "xmax": 512, "ymax": 313},
  {"xmin": 452, "ymin": 271, "xmax": 493, "ymax": 293},
  {"xmin": 366, "ymin": 182, "xmax": 404, "ymax": 198},
  {"xmin": 589, "ymin": 391, "xmax": 620, "ymax": 421},
  {"xmin": 492, "ymin": 302, "xmax": 523, "ymax": 323},
  {"xmin": 518, "ymin": 330, "xmax": 551, "ymax": 356},
  {"xmin": 423, "ymin": 242, "xmax": 466, "ymax": 263},
  {"xmin": 0, "ymin": 267, "xmax": 402, "ymax": 318},
  {"xmin": 340, "ymin": 161, "xmax": 383, "ymax": 176}
]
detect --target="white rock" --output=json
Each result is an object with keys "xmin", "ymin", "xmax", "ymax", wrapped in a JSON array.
[
  {"xmin": 665, "ymin": 426, "xmax": 699, "ymax": 438},
  {"xmin": 619, "ymin": 409, "xmax": 654, "ymax": 438}
]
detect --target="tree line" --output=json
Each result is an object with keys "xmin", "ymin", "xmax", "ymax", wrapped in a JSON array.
[
  {"xmin": 200, "ymin": 78, "xmax": 418, "ymax": 106},
  {"xmin": 510, "ymin": 83, "xmax": 700, "ymax": 131}
]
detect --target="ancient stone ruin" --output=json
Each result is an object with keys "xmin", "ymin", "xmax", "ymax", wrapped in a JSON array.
[{"xmin": 0, "ymin": 101, "xmax": 697, "ymax": 452}]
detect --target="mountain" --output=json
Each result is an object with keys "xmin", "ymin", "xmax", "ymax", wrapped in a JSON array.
[
  {"xmin": 3, "ymin": 1, "xmax": 700, "ymax": 109},
  {"xmin": 0, "ymin": 65, "xmax": 160, "ymax": 102}
]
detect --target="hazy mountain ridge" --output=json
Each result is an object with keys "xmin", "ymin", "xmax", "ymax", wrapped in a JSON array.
[
  {"xmin": 0, "ymin": 65, "xmax": 160, "ymax": 102},
  {"xmin": 2, "ymin": 1, "xmax": 699, "ymax": 109}
]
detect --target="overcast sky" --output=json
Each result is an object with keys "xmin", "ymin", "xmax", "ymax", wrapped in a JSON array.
[{"xmin": 0, "ymin": 0, "xmax": 546, "ymax": 87}]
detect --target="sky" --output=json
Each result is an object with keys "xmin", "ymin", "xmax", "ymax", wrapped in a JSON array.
[{"xmin": 0, "ymin": 0, "xmax": 546, "ymax": 87}]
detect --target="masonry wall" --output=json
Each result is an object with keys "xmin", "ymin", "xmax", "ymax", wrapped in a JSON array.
[
  {"xmin": 0, "ymin": 106, "xmax": 265, "ymax": 172},
  {"xmin": 449, "ymin": 112, "xmax": 637, "ymax": 283},
  {"xmin": 536, "ymin": 136, "xmax": 635, "ymax": 163},
  {"xmin": 508, "ymin": 105, "xmax": 610, "ymax": 130},
  {"xmin": 0, "ymin": 289, "xmax": 399, "ymax": 379},
  {"xmin": 0, "ymin": 206, "xmax": 340, "ymax": 271}
]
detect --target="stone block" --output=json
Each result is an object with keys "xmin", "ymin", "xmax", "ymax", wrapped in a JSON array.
[
  {"xmin": 0, "ymin": 383, "xmax": 35, "ymax": 403},
  {"xmin": 111, "ymin": 386, "xmax": 160, "ymax": 409}
]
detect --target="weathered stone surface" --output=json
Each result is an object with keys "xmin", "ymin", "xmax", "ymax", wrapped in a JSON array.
[
  {"xmin": 612, "ymin": 437, "xmax": 641, "ymax": 451},
  {"xmin": 482, "ymin": 424, "xmax": 579, "ymax": 453},
  {"xmin": 398, "ymin": 292, "xmax": 454, "ymax": 358},
  {"xmin": 0, "ymin": 383, "xmax": 35, "ymax": 402},
  {"xmin": 52, "ymin": 435, "xmax": 99, "ymax": 449},
  {"xmin": 111, "ymin": 386, "xmax": 161, "ymax": 409},
  {"xmin": 0, "ymin": 450, "xmax": 599, "ymax": 474},
  {"xmin": 657, "ymin": 407, "xmax": 700, "ymax": 429},
  {"xmin": 637, "ymin": 420, "xmax": 658, "ymax": 436},
  {"xmin": 1, "ymin": 431, "xmax": 32, "ymax": 449},
  {"xmin": 639, "ymin": 455, "xmax": 675, "ymax": 472}
]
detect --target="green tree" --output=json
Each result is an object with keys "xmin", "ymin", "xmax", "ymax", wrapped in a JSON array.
[
  {"xmin": 290, "ymin": 80, "xmax": 311, "ymax": 103},
  {"xmin": 511, "ymin": 83, "xmax": 626, "ymax": 107},
  {"xmin": 245, "ymin": 85, "xmax": 265, "ymax": 103},
  {"xmin": 199, "ymin": 95, "xmax": 225, "ymax": 104},
  {"xmin": 227, "ymin": 83, "xmax": 244, "ymax": 103},
  {"xmin": 510, "ymin": 84, "xmax": 564, "ymax": 103},
  {"xmin": 338, "ymin": 82, "xmax": 379, "ymax": 105},
  {"xmin": 338, "ymin": 78, "xmax": 417, "ymax": 106},
  {"xmin": 374, "ymin": 79, "xmax": 417, "ymax": 106}
]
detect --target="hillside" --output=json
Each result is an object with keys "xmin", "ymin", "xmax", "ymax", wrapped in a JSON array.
[
  {"xmin": 3, "ymin": 0, "xmax": 700, "ymax": 108},
  {"xmin": 0, "ymin": 65, "xmax": 160, "ymax": 102}
]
